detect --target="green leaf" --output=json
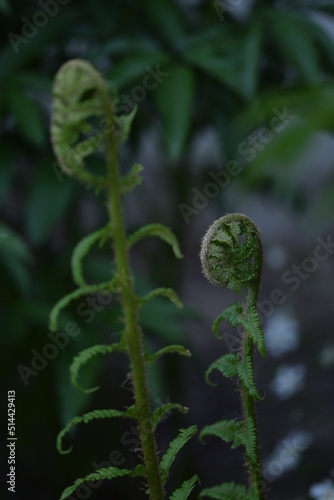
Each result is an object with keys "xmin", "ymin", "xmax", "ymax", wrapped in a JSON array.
[
  {"xmin": 8, "ymin": 88, "xmax": 45, "ymax": 146},
  {"xmin": 60, "ymin": 465, "xmax": 144, "ymax": 500},
  {"xmin": 147, "ymin": 344, "xmax": 191, "ymax": 364},
  {"xmin": 57, "ymin": 407, "xmax": 136, "ymax": 454},
  {"xmin": 212, "ymin": 302, "xmax": 243, "ymax": 338},
  {"xmin": 199, "ymin": 420, "xmax": 243, "ymax": 449},
  {"xmin": 200, "ymin": 482, "xmax": 248, "ymax": 499},
  {"xmin": 49, "ymin": 280, "xmax": 121, "ymax": 332},
  {"xmin": 139, "ymin": 287, "xmax": 183, "ymax": 309},
  {"xmin": 0, "ymin": 223, "xmax": 30, "ymax": 262},
  {"xmin": 152, "ymin": 402, "xmax": 188, "ymax": 427},
  {"xmin": 154, "ymin": 64, "xmax": 195, "ymax": 159},
  {"xmin": 70, "ymin": 341, "xmax": 127, "ymax": 393},
  {"xmin": 109, "ymin": 52, "xmax": 170, "ymax": 89},
  {"xmin": 206, "ymin": 353, "xmax": 239, "ymax": 385},
  {"xmin": 0, "ymin": 0, "xmax": 10, "ymax": 13},
  {"xmin": 241, "ymin": 306, "xmax": 266, "ymax": 357},
  {"xmin": 237, "ymin": 355, "xmax": 262, "ymax": 400},
  {"xmin": 115, "ymin": 105, "xmax": 137, "ymax": 144},
  {"xmin": 234, "ymin": 415, "xmax": 257, "ymax": 466},
  {"xmin": 128, "ymin": 223, "xmax": 183, "ymax": 259},
  {"xmin": 170, "ymin": 475, "xmax": 200, "ymax": 500},
  {"xmin": 269, "ymin": 10, "xmax": 321, "ymax": 84},
  {"xmin": 71, "ymin": 224, "xmax": 111, "ymax": 286},
  {"xmin": 25, "ymin": 164, "xmax": 75, "ymax": 245},
  {"xmin": 120, "ymin": 163, "xmax": 144, "ymax": 195},
  {"xmin": 160, "ymin": 426, "xmax": 197, "ymax": 484},
  {"xmin": 138, "ymin": 0, "xmax": 185, "ymax": 41}
]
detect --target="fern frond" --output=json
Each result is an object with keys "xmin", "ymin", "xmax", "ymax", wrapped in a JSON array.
[
  {"xmin": 242, "ymin": 306, "xmax": 266, "ymax": 357},
  {"xmin": 70, "ymin": 341, "xmax": 127, "ymax": 393},
  {"xmin": 115, "ymin": 105, "xmax": 137, "ymax": 144},
  {"xmin": 170, "ymin": 475, "xmax": 200, "ymax": 500},
  {"xmin": 199, "ymin": 420, "xmax": 243, "ymax": 449},
  {"xmin": 127, "ymin": 223, "xmax": 183, "ymax": 259},
  {"xmin": 199, "ymin": 482, "xmax": 248, "ymax": 499},
  {"xmin": 160, "ymin": 426, "xmax": 197, "ymax": 484},
  {"xmin": 206, "ymin": 353, "xmax": 239, "ymax": 385},
  {"xmin": 147, "ymin": 345, "xmax": 191, "ymax": 365},
  {"xmin": 51, "ymin": 59, "xmax": 109, "ymax": 183},
  {"xmin": 237, "ymin": 355, "xmax": 262, "ymax": 401},
  {"xmin": 71, "ymin": 224, "xmax": 111, "ymax": 286},
  {"xmin": 139, "ymin": 287, "xmax": 183, "ymax": 309},
  {"xmin": 212, "ymin": 302, "xmax": 243, "ymax": 338},
  {"xmin": 120, "ymin": 162, "xmax": 144, "ymax": 195},
  {"xmin": 60, "ymin": 465, "xmax": 145, "ymax": 500},
  {"xmin": 57, "ymin": 407, "xmax": 136, "ymax": 454},
  {"xmin": 152, "ymin": 403, "xmax": 188, "ymax": 428},
  {"xmin": 49, "ymin": 280, "xmax": 120, "ymax": 331},
  {"xmin": 235, "ymin": 415, "xmax": 258, "ymax": 466}
]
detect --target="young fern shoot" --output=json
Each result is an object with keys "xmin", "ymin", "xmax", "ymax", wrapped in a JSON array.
[
  {"xmin": 199, "ymin": 214, "xmax": 267, "ymax": 500},
  {"xmin": 50, "ymin": 59, "xmax": 198, "ymax": 500}
]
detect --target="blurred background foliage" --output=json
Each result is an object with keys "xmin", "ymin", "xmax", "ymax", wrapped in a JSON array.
[{"xmin": 1, "ymin": 0, "xmax": 334, "ymax": 499}]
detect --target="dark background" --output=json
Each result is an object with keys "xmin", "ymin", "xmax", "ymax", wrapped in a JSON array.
[{"xmin": 1, "ymin": 0, "xmax": 334, "ymax": 499}]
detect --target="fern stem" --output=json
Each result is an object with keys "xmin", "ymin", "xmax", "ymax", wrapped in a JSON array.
[
  {"xmin": 101, "ymin": 83, "xmax": 164, "ymax": 499},
  {"xmin": 241, "ymin": 248, "xmax": 265, "ymax": 499}
]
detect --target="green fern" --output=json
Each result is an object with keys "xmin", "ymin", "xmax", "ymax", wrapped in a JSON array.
[
  {"xmin": 57, "ymin": 407, "xmax": 136, "ymax": 454},
  {"xmin": 200, "ymin": 482, "xmax": 248, "ymax": 500},
  {"xmin": 170, "ymin": 475, "xmax": 201, "ymax": 500},
  {"xmin": 50, "ymin": 59, "xmax": 197, "ymax": 499},
  {"xmin": 71, "ymin": 224, "xmax": 111, "ymax": 286},
  {"xmin": 200, "ymin": 214, "xmax": 267, "ymax": 499},
  {"xmin": 160, "ymin": 426, "xmax": 197, "ymax": 485},
  {"xmin": 59, "ymin": 465, "xmax": 145, "ymax": 500},
  {"xmin": 70, "ymin": 341, "xmax": 127, "ymax": 393}
]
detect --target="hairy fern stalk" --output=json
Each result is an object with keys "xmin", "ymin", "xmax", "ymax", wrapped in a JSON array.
[
  {"xmin": 199, "ymin": 214, "xmax": 267, "ymax": 500},
  {"xmin": 50, "ymin": 59, "xmax": 198, "ymax": 500}
]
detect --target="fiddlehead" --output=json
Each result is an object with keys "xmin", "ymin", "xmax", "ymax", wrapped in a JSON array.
[
  {"xmin": 50, "ymin": 59, "xmax": 198, "ymax": 499},
  {"xmin": 199, "ymin": 214, "xmax": 266, "ymax": 500}
]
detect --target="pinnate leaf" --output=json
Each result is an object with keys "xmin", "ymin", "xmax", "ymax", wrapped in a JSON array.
[
  {"xmin": 160, "ymin": 426, "xmax": 197, "ymax": 484},
  {"xmin": 170, "ymin": 475, "xmax": 200, "ymax": 500}
]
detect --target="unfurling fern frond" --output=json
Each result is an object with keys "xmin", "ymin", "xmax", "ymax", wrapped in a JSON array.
[
  {"xmin": 152, "ymin": 403, "xmax": 189, "ymax": 428},
  {"xmin": 49, "ymin": 280, "xmax": 120, "ymax": 332},
  {"xmin": 70, "ymin": 341, "xmax": 127, "ymax": 393},
  {"xmin": 127, "ymin": 223, "xmax": 183, "ymax": 259},
  {"xmin": 139, "ymin": 287, "xmax": 183, "ymax": 309},
  {"xmin": 71, "ymin": 224, "xmax": 111, "ymax": 286},
  {"xmin": 50, "ymin": 59, "xmax": 196, "ymax": 500},
  {"xmin": 200, "ymin": 214, "xmax": 266, "ymax": 499},
  {"xmin": 59, "ymin": 465, "xmax": 145, "ymax": 500},
  {"xmin": 57, "ymin": 407, "xmax": 136, "ymax": 454}
]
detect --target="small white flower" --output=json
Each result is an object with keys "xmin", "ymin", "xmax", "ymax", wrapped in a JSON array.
[
  {"xmin": 271, "ymin": 364, "xmax": 305, "ymax": 400},
  {"xmin": 309, "ymin": 479, "xmax": 334, "ymax": 499},
  {"xmin": 265, "ymin": 312, "xmax": 300, "ymax": 358}
]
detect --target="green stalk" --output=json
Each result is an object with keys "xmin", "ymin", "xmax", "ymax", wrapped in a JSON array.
[
  {"xmin": 241, "ymin": 252, "xmax": 265, "ymax": 499},
  {"xmin": 101, "ymin": 84, "xmax": 164, "ymax": 499}
]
